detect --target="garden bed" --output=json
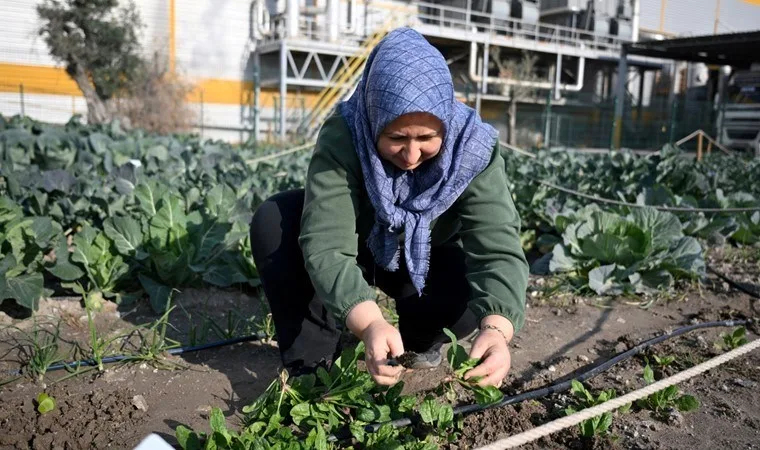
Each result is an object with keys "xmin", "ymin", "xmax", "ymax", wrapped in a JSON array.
[{"xmin": 1, "ymin": 248, "xmax": 758, "ymax": 449}]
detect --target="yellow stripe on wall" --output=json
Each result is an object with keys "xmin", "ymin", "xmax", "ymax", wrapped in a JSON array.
[
  {"xmin": 0, "ymin": 63, "xmax": 81, "ymax": 96},
  {"xmin": 0, "ymin": 62, "xmax": 322, "ymax": 108}
]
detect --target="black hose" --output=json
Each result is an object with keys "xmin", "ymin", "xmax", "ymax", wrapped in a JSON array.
[
  {"xmin": 3, "ymin": 332, "xmax": 268, "ymax": 377},
  {"xmin": 362, "ymin": 318, "xmax": 754, "ymax": 432},
  {"xmin": 707, "ymin": 265, "xmax": 760, "ymax": 300}
]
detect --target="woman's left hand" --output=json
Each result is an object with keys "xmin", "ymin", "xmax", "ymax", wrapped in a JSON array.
[{"xmin": 464, "ymin": 316, "xmax": 515, "ymax": 387}]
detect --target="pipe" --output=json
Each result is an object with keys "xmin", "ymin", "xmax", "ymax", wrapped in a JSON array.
[
  {"xmin": 3, "ymin": 333, "xmax": 269, "ymax": 377},
  {"xmin": 631, "ymin": 0, "xmax": 640, "ymax": 42},
  {"xmin": 360, "ymin": 318, "xmax": 755, "ymax": 434},
  {"xmin": 554, "ymin": 53, "xmax": 562, "ymax": 101},
  {"xmin": 469, "ymin": 41, "xmax": 585, "ymax": 92}
]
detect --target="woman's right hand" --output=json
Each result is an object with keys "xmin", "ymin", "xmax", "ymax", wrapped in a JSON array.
[{"xmin": 345, "ymin": 301, "xmax": 405, "ymax": 385}]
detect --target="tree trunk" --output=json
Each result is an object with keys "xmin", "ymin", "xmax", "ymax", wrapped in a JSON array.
[
  {"xmin": 508, "ymin": 98, "xmax": 517, "ymax": 146},
  {"xmin": 70, "ymin": 64, "xmax": 111, "ymax": 124}
]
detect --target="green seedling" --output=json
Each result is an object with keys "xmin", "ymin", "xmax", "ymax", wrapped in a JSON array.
[
  {"xmin": 720, "ymin": 327, "xmax": 748, "ymax": 350},
  {"xmin": 12, "ymin": 318, "xmax": 64, "ymax": 380},
  {"xmin": 565, "ymin": 380, "xmax": 629, "ymax": 438},
  {"xmin": 637, "ymin": 363, "xmax": 699, "ymax": 417},
  {"xmin": 651, "ymin": 354, "xmax": 676, "ymax": 369},
  {"xmin": 131, "ymin": 305, "xmax": 182, "ymax": 368},
  {"xmin": 175, "ymin": 342, "xmax": 456, "ymax": 449},
  {"xmin": 36, "ymin": 392, "xmax": 56, "ymax": 414},
  {"xmin": 443, "ymin": 328, "xmax": 504, "ymax": 406},
  {"xmin": 254, "ymin": 312, "xmax": 275, "ymax": 343}
]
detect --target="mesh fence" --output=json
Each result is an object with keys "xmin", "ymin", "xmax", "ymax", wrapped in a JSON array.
[{"xmin": 508, "ymin": 94, "xmax": 718, "ymax": 150}]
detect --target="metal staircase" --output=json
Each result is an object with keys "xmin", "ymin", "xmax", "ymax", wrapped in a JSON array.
[{"xmin": 296, "ymin": 16, "xmax": 405, "ymax": 139}]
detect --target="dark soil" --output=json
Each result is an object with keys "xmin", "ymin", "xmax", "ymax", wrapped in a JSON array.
[{"xmin": 1, "ymin": 248, "xmax": 759, "ymax": 449}]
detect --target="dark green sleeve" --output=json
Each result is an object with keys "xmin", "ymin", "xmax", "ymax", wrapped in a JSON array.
[
  {"xmin": 456, "ymin": 146, "xmax": 528, "ymax": 332},
  {"xmin": 298, "ymin": 116, "xmax": 378, "ymax": 323}
]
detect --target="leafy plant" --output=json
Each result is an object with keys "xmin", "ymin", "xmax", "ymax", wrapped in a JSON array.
[
  {"xmin": 537, "ymin": 206, "xmax": 705, "ymax": 295},
  {"xmin": 36, "ymin": 392, "xmax": 56, "ymax": 414},
  {"xmin": 720, "ymin": 327, "xmax": 748, "ymax": 350},
  {"xmin": 650, "ymin": 354, "xmax": 676, "ymax": 370},
  {"xmin": 175, "ymin": 342, "xmax": 463, "ymax": 449},
  {"xmin": 443, "ymin": 328, "xmax": 505, "ymax": 406},
  {"xmin": 565, "ymin": 380, "xmax": 628, "ymax": 438},
  {"xmin": 12, "ymin": 319, "xmax": 64, "ymax": 380},
  {"xmin": 637, "ymin": 363, "xmax": 699, "ymax": 417}
]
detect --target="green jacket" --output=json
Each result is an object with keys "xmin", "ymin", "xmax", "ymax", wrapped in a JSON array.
[{"xmin": 298, "ymin": 112, "xmax": 528, "ymax": 332}]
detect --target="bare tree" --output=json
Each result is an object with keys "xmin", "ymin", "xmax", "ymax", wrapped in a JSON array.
[
  {"xmin": 115, "ymin": 53, "xmax": 197, "ymax": 134},
  {"xmin": 490, "ymin": 49, "xmax": 540, "ymax": 146},
  {"xmin": 37, "ymin": 0, "xmax": 144, "ymax": 124}
]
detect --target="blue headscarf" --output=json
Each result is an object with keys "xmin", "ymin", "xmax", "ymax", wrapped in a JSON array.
[{"xmin": 339, "ymin": 27, "xmax": 498, "ymax": 296}]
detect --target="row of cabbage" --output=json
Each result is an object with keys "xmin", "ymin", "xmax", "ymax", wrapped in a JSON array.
[{"xmin": 1, "ymin": 114, "xmax": 758, "ymax": 311}]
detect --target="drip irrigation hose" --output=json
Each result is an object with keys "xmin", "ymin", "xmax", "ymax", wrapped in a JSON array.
[
  {"xmin": 360, "ymin": 318, "xmax": 754, "ymax": 433},
  {"xmin": 2, "ymin": 332, "xmax": 268, "ymax": 377},
  {"xmin": 707, "ymin": 265, "xmax": 760, "ymax": 300}
]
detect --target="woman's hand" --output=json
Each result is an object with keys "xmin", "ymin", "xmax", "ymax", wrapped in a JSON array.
[
  {"xmin": 346, "ymin": 301, "xmax": 405, "ymax": 386},
  {"xmin": 464, "ymin": 316, "xmax": 515, "ymax": 387}
]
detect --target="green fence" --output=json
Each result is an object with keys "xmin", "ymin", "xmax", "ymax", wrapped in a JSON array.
[{"xmin": 507, "ymin": 94, "xmax": 718, "ymax": 151}]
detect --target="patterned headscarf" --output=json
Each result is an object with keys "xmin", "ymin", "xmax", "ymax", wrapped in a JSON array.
[{"xmin": 339, "ymin": 27, "xmax": 498, "ymax": 295}]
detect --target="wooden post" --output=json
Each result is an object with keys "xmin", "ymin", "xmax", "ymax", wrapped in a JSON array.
[
  {"xmin": 697, "ymin": 131, "xmax": 703, "ymax": 161},
  {"xmin": 707, "ymin": 140, "xmax": 712, "ymax": 155}
]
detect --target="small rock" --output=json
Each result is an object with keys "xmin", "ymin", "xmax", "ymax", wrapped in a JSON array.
[
  {"xmin": 196, "ymin": 405, "xmax": 212, "ymax": 413},
  {"xmin": 722, "ymin": 282, "xmax": 730, "ymax": 291},
  {"xmin": 530, "ymin": 291, "xmax": 539, "ymax": 298},
  {"xmin": 548, "ymin": 365, "xmax": 557, "ymax": 373},
  {"xmin": 587, "ymin": 348, "xmax": 598, "ymax": 355},
  {"xmin": 690, "ymin": 318, "xmax": 700, "ymax": 325},
  {"xmin": 138, "ymin": 363, "xmax": 148, "ymax": 370},
  {"xmin": 641, "ymin": 420, "xmax": 658, "ymax": 431},
  {"xmin": 132, "ymin": 395, "xmax": 148, "ymax": 412},
  {"xmin": 733, "ymin": 378, "xmax": 757, "ymax": 388},
  {"xmin": 614, "ymin": 342, "xmax": 628, "ymax": 353},
  {"xmin": 696, "ymin": 336, "xmax": 709, "ymax": 349},
  {"xmin": 667, "ymin": 407, "xmax": 684, "ymax": 426},
  {"xmin": 577, "ymin": 355, "xmax": 590, "ymax": 363},
  {"xmin": 553, "ymin": 309, "xmax": 562, "ymax": 317},
  {"xmin": 616, "ymin": 317, "xmax": 626, "ymax": 324},
  {"xmin": 721, "ymin": 384, "xmax": 730, "ymax": 392}
]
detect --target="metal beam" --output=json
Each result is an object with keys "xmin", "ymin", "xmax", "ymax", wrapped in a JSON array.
[
  {"xmin": 279, "ymin": 41, "xmax": 287, "ymax": 141},
  {"xmin": 612, "ymin": 46, "xmax": 628, "ymax": 149}
]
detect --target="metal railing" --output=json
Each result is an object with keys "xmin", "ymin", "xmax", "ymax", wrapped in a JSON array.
[
  {"xmin": 295, "ymin": 15, "xmax": 406, "ymax": 138},
  {"xmin": 411, "ymin": 1, "xmax": 627, "ymax": 53},
  {"xmin": 258, "ymin": 1, "xmax": 628, "ymax": 54}
]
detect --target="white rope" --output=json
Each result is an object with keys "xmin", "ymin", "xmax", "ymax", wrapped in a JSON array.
[
  {"xmin": 476, "ymin": 337, "xmax": 760, "ymax": 450},
  {"xmin": 499, "ymin": 141, "xmax": 537, "ymax": 159},
  {"xmin": 245, "ymin": 141, "xmax": 316, "ymax": 165}
]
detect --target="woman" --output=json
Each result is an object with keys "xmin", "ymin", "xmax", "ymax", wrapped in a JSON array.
[{"xmin": 250, "ymin": 27, "xmax": 528, "ymax": 387}]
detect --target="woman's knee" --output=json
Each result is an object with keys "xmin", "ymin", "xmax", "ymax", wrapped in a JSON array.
[
  {"xmin": 250, "ymin": 190, "xmax": 304, "ymax": 249},
  {"xmin": 250, "ymin": 189, "xmax": 304, "ymax": 266}
]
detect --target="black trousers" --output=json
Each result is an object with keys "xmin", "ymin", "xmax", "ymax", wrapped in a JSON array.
[{"xmin": 250, "ymin": 189, "xmax": 477, "ymax": 373}]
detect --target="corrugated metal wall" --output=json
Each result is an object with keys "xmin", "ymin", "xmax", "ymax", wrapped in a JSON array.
[{"xmin": 639, "ymin": 0, "xmax": 760, "ymax": 36}]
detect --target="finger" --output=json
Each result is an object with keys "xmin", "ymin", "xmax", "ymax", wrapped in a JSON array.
[
  {"xmin": 373, "ymin": 374, "xmax": 402, "ymax": 386},
  {"xmin": 465, "ymin": 351, "xmax": 509, "ymax": 381},
  {"xmin": 465, "ymin": 359, "xmax": 497, "ymax": 380},
  {"xmin": 477, "ymin": 371, "xmax": 506, "ymax": 387},
  {"xmin": 387, "ymin": 329, "xmax": 405, "ymax": 358},
  {"xmin": 468, "ymin": 334, "xmax": 491, "ymax": 360},
  {"xmin": 474, "ymin": 353, "xmax": 511, "ymax": 387},
  {"xmin": 374, "ymin": 363, "xmax": 404, "ymax": 378}
]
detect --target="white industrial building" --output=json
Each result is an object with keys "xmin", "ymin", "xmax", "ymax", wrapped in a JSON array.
[{"xmin": 1, "ymin": 0, "xmax": 759, "ymax": 145}]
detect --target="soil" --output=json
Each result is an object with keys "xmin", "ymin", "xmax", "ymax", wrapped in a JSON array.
[{"xmin": 1, "ymin": 248, "xmax": 759, "ymax": 449}]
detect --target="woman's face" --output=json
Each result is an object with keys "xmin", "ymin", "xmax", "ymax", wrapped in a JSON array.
[{"xmin": 377, "ymin": 112, "xmax": 443, "ymax": 171}]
